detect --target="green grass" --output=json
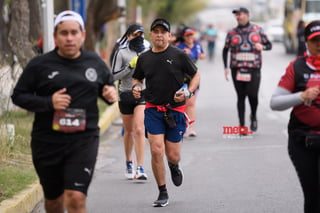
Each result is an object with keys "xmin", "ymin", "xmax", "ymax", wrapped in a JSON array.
[
  {"xmin": 0, "ymin": 99, "xmax": 109, "ymax": 203},
  {"xmin": 0, "ymin": 109, "xmax": 35, "ymax": 202},
  {"xmin": 0, "ymin": 164, "xmax": 37, "ymax": 202}
]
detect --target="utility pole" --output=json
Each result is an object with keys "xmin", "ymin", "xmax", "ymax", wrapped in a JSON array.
[
  {"xmin": 118, "ymin": 0, "xmax": 127, "ymax": 35},
  {"xmin": 41, "ymin": 0, "xmax": 55, "ymax": 53}
]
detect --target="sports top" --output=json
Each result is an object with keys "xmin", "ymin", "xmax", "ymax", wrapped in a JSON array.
[
  {"xmin": 11, "ymin": 48, "xmax": 115, "ymax": 142},
  {"xmin": 133, "ymin": 45, "xmax": 197, "ymax": 107}
]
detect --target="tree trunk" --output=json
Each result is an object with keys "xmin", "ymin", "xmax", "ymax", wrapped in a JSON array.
[
  {"xmin": 0, "ymin": 0, "xmax": 12, "ymax": 64},
  {"xmin": 84, "ymin": 0, "xmax": 124, "ymax": 51},
  {"xmin": 8, "ymin": 0, "xmax": 36, "ymax": 68},
  {"xmin": 28, "ymin": 0, "xmax": 42, "ymax": 43}
]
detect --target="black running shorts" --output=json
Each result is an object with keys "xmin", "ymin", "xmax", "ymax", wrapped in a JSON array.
[
  {"xmin": 31, "ymin": 135, "xmax": 99, "ymax": 199},
  {"xmin": 118, "ymin": 100, "xmax": 145, "ymax": 115}
]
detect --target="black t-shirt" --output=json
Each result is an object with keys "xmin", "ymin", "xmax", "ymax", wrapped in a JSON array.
[
  {"xmin": 133, "ymin": 45, "xmax": 197, "ymax": 106},
  {"xmin": 11, "ymin": 48, "xmax": 114, "ymax": 142}
]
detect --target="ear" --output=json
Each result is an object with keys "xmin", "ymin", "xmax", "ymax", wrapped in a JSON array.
[
  {"xmin": 53, "ymin": 32, "xmax": 57, "ymax": 43},
  {"xmin": 81, "ymin": 30, "xmax": 86, "ymax": 43}
]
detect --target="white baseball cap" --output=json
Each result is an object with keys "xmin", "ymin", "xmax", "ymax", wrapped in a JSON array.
[{"xmin": 54, "ymin": 10, "xmax": 85, "ymax": 30}]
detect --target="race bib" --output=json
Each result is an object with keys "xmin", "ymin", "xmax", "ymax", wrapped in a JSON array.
[
  {"xmin": 236, "ymin": 70, "xmax": 252, "ymax": 82},
  {"xmin": 52, "ymin": 108, "xmax": 86, "ymax": 133}
]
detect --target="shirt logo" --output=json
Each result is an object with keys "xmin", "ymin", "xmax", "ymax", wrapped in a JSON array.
[
  {"xmin": 166, "ymin": 59, "xmax": 173, "ymax": 64},
  {"xmin": 85, "ymin": 68, "xmax": 97, "ymax": 82},
  {"xmin": 74, "ymin": 182, "xmax": 85, "ymax": 187},
  {"xmin": 48, "ymin": 71, "xmax": 59, "ymax": 79},
  {"xmin": 84, "ymin": 167, "xmax": 92, "ymax": 176}
]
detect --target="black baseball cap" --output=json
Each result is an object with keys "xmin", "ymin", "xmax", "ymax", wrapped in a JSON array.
[
  {"xmin": 127, "ymin": 23, "xmax": 144, "ymax": 35},
  {"xmin": 232, "ymin": 7, "xmax": 249, "ymax": 14},
  {"xmin": 150, "ymin": 18, "xmax": 170, "ymax": 32},
  {"xmin": 304, "ymin": 20, "xmax": 320, "ymax": 41}
]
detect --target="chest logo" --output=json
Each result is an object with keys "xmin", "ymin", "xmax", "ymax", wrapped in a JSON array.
[
  {"xmin": 166, "ymin": 59, "xmax": 173, "ymax": 64},
  {"xmin": 85, "ymin": 68, "xmax": 97, "ymax": 82},
  {"xmin": 249, "ymin": 32, "xmax": 261, "ymax": 43},
  {"xmin": 48, "ymin": 71, "xmax": 59, "ymax": 79},
  {"xmin": 231, "ymin": 35, "xmax": 242, "ymax": 45}
]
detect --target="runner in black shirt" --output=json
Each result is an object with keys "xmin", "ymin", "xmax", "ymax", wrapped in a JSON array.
[
  {"xmin": 132, "ymin": 18, "xmax": 200, "ymax": 207},
  {"xmin": 11, "ymin": 10, "xmax": 117, "ymax": 213}
]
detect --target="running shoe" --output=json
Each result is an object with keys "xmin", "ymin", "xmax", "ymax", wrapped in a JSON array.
[
  {"xmin": 239, "ymin": 126, "xmax": 247, "ymax": 136},
  {"xmin": 135, "ymin": 166, "xmax": 148, "ymax": 180},
  {"xmin": 168, "ymin": 162, "xmax": 183, "ymax": 186},
  {"xmin": 188, "ymin": 130, "xmax": 197, "ymax": 137},
  {"xmin": 250, "ymin": 114, "xmax": 258, "ymax": 132},
  {"xmin": 184, "ymin": 129, "xmax": 197, "ymax": 137},
  {"xmin": 125, "ymin": 161, "xmax": 134, "ymax": 180},
  {"xmin": 152, "ymin": 191, "xmax": 169, "ymax": 207}
]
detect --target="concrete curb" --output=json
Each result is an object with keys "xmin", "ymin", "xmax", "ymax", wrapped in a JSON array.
[
  {"xmin": 98, "ymin": 103, "xmax": 120, "ymax": 134},
  {"xmin": 0, "ymin": 181, "xmax": 43, "ymax": 213},
  {"xmin": 0, "ymin": 103, "xmax": 120, "ymax": 213}
]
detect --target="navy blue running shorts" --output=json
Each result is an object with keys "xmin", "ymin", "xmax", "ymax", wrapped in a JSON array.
[
  {"xmin": 144, "ymin": 108, "xmax": 186, "ymax": 142},
  {"xmin": 31, "ymin": 135, "xmax": 99, "ymax": 199}
]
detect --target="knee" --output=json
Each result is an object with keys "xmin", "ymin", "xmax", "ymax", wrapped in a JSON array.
[
  {"xmin": 248, "ymin": 94, "xmax": 258, "ymax": 101},
  {"xmin": 123, "ymin": 128, "xmax": 134, "ymax": 138},
  {"xmin": 166, "ymin": 150, "xmax": 180, "ymax": 163},
  {"xmin": 150, "ymin": 145, "xmax": 164, "ymax": 160},
  {"xmin": 134, "ymin": 125, "xmax": 145, "ymax": 138},
  {"xmin": 45, "ymin": 195, "xmax": 64, "ymax": 212},
  {"xmin": 64, "ymin": 190, "xmax": 86, "ymax": 210}
]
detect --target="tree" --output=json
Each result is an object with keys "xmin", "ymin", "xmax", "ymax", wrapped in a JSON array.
[
  {"xmin": 0, "ymin": 0, "xmax": 42, "ymax": 115},
  {"xmin": 8, "ymin": 0, "xmax": 38, "ymax": 68},
  {"xmin": 85, "ymin": 0, "xmax": 124, "ymax": 51},
  {"xmin": 0, "ymin": 0, "xmax": 41, "ymax": 67},
  {"xmin": 0, "ymin": 0, "xmax": 11, "ymax": 64},
  {"xmin": 138, "ymin": 0, "xmax": 206, "ymax": 26}
]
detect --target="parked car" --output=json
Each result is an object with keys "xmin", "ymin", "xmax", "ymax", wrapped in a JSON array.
[{"xmin": 266, "ymin": 20, "xmax": 284, "ymax": 42}]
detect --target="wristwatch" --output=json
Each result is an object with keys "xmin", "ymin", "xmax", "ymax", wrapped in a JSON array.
[{"xmin": 186, "ymin": 90, "xmax": 194, "ymax": 99}]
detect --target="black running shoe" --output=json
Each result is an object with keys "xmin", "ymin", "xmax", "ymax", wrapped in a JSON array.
[
  {"xmin": 239, "ymin": 126, "xmax": 247, "ymax": 136},
  {"xmin": 250, "ymin": 114, "xmax": 258, "ymax": 132},
  {"xmin": 168, "ymin": 162, "xmax": 183, "ymax": 186},
  {"xmin": 153, "ymin": 191, "xmax": 169, "ymax": 207}
]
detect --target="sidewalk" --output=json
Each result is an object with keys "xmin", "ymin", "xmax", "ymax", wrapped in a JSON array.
[{"xmin": 0, "ymin": 103, "xmax": 120, "ymax": 213}]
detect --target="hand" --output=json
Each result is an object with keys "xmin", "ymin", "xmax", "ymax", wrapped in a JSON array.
[
  {"xmin": 129, "ymin": 56, "xmax": 138, "ymax": 68},
  {"xmin": 132, "ymin": 84, "xmax": 142, "ymax": 99},
  {"xmin": 254, "ymin": 43, "xmax": 263, "ymax": 51},
  {"xmin": 52, "ymin": 88, "xmax": 71, "ymax": 110},
  {"xmin": 224, "ymin": 68, "xmax": 229, "ymax": 81},
  {"xmin": 174, "ymin": 86, "xmax": 192, "ymax": 102},
  {"xmin": 199, "ymin": 53, "xmax": 206, "ymax": 60},
  {"xmin": 102, "ymin": 85, "xmax": 117, "ymax": 103},
  {"xmin": 301, "ymin": 86, "xmax": 320, "ymax": 102},
  {"xmin": 174, "ymin": 91, "xmax": 186, "ymax": 102},
  {"xmin": 184, "ymin": 48, "xmax": 191, "ymax": 54}
]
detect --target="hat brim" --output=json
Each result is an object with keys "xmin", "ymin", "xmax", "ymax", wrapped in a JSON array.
[
  {"xmin": 232, "ymin": 9, "xmax": 249, "ymax": 14},
  {"xmin": 151, "ymin": 24, "xmax": 169, "ymax": 32},
  {"xmin": 134, "ymin": 29, "xmax": 144, "ymax": 33},
  {"xmin": 184, "ymin": 31, "xmax": 195, "ymax": 36},
  {"xmin": 308, "ymin": 32, "xmax": 320, "ymax": 40}
]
